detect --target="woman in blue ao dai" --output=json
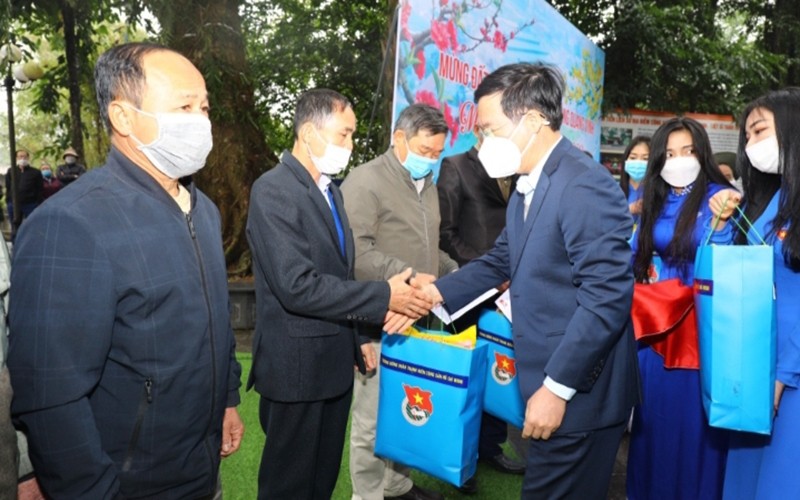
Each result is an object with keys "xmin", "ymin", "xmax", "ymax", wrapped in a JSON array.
[
  {"xmin": 627, "ymin": 117, "xmax": 733, "ymax": 500},
  {"xmin": 620, "ymin": 135, "xmax": 651, "ymax": 232},
  {"xmin": 709, "ymin": 88, "xmax": 800, "ymax": 500}
]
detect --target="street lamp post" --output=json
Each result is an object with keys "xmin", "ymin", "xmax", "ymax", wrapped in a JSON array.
[
  {"xmin": 4, "ymin": 66, "xmax": 18, "ymax": 229},
  {"xmin": 0, "ymin": 42, "xmax": 43, "ymax": 233}
]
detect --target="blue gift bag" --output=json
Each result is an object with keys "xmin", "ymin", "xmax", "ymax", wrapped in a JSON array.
[
  {"xmin": 694, "ymin": 241, "xmax": 776, "ymax": 435},
  {"xmin": 476, "ymin": 310, "xmax": 525, "ymax": 428},
  {"xmin": 375, "ymin": 329, "xmax": 487, "ymax": 486}
]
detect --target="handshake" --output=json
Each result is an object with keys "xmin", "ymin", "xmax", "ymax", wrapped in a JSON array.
[{"xmin": 384, "ymin": 268, "xmax": 444, "ymax": 334}]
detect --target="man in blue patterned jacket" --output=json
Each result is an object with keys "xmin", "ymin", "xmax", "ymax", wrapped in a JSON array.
[{"xmin": 7, "ymin": 42, "xmax": 243, "ymax": 499}]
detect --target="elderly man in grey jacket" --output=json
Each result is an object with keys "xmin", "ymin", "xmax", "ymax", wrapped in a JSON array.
[
  {"xmin": 0, "ymin": 235, "xmax": 38, "ymax": 499},
  {"xmin": 1, "ymin": 237, "xmax": 14, "ymax": 497},
  {"xmin": 342, "ymin": 103, "xmax": 458, "ymax": 500}
]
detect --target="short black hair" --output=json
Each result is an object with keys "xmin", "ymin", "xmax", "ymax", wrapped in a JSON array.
[
  {"xmin": 474, "ymin": 62, "xmax": 565, "ymax": 130},
  {"xmin": 394, "ymin": 103, "xmax": 449, "ymax": 138},
  {"xmin": 94, "ymin": 42, "xmax": 173, "ymax": 132},
  {"xmin": 293, "ymin": 89, "xmax": 352, "ymax": 139}
]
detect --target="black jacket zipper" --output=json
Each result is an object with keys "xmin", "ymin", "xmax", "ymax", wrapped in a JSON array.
[
  {"xmin": 122, "ymin": 377, "xmax": 152, "ymax": 472},
  {"xmin": 185, "ymin": 212, "xmax": 218, "ymax": 489}
]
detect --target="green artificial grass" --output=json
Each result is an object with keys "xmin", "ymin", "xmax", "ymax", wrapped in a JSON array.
[{"xmin": 220, "ymin": 353, "xmax": 524, "ymax": 499}]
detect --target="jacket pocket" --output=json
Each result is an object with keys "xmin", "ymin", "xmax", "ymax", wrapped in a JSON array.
[{"xmin": 121, "ymin": 377, "xmax": 153, "ymax": 472}]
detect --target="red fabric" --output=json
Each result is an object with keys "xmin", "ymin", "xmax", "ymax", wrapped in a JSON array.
[{"xmin": 632, "ymin": 278, "xmax": 699, "ymax": 369}]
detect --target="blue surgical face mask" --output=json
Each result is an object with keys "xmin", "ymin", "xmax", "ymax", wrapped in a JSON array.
[
  {"xmin": 624, "ymin": 159, "xmax": 647, "ymax": 182},
  {"xmin": 402, "ymin": 138, "xmax": 440, "ymax": 180}
]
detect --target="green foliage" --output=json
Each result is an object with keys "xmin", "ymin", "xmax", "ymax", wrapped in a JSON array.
[
  {"xmin": 0, "ymin": 0, "xmax": 146, "ymax": 167},
  {"xmin": 0, "ymin": 0, "xmax": 797, "ymax": 188},
  {"xmin": 241, "ymin": 0, "xmax": 395, "ymax": 166},
  {"xmin": 547, "ymin": 0, "xmax": 793, "ymax": 116}
]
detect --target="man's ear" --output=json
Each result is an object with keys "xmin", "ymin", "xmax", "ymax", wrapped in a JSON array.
[
  {"xmin": 392, "ymin": 129, "xmax": 406, "ymax": 147},
  {"xmin": 299, "ymin": 123, "xmax": 316, "ymax": 146},
  {"xmin": 108, "ymin": 101, "xmax": 134, "ymax": 136}
]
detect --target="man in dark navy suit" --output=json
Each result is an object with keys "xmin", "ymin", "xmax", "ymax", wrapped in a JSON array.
[
  {"xmin": 437, "ymin": 132, "xmax": 524, "ymax": 495},
  {"xmin": 424, "ymin": 63, "xmax": 640, "ymax": 499}
]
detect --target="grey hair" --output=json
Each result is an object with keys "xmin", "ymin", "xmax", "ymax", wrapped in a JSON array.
[
  {"xmin": 293, "ymin": 89, "xmax": 353, "ymax": 138},
  {"xmin": 394, "ymin": 103, "xmax": 449, "ymax": 138},
  {"xmin": 94, "ymin": 42, "xmax": 173, "ymax": 133}
]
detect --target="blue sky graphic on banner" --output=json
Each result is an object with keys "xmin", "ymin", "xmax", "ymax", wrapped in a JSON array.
[{"xmin": 392, "ymin": 0, "xmax": 604, "ymax": 159}]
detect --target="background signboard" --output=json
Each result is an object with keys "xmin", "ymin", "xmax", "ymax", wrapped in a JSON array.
[
  {"xmin": 392, "ymin": 0, "xmax": 605, "ymax": 160},
  {"xmin": 600, "ymin": 109, "xmax": 739, "ymax": 175}
]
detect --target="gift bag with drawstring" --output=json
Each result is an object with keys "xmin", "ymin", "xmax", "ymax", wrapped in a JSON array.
[
  {"xmin": 375, "ymin": 325, "xmax": 487, "ymax": 486},
  {"xmin": 694, "ymin": 208, "xmax": 777, "ymax": 435}
]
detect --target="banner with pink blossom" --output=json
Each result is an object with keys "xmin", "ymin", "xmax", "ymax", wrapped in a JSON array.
[{"xmin": 392, "ymin": 0, "xmax": 604, "ymax": 159}]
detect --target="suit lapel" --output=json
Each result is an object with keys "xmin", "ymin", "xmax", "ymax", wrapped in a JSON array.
[
  {"xmin": 510, "ymin": 174, "xmax": 551, "ymax": 277},
  {"xmin": 281, "ymin": 151, "xmax": 346, "ymax": 265},
  {"xmin": 509, "ymin": 138, "xmax": 570, "ymax": 277},
  {"xmin": 509, "ymin": 192, "xmax": 525, "ymax": 268},
  {"xmin": 308, "ymin": 183, "xmax": 341, "ymax": 257}
]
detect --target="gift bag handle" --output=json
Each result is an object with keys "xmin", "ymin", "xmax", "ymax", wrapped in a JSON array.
[
  {"xmin": 727, "ymin": 206, "xmax": 768, "ymax": 246},
  {"xmin": 704, "ymin": 199, "xmax": 767, "ymax": 247}
]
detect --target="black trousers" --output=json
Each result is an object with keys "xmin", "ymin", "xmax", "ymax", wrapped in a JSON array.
[
  {"xmin": 522, "ymin": 422, "xmax": 625, "ymax": 500},
  {"xmin": 257, "ymin": 388, "xmax": 352, "ymax": 500}
]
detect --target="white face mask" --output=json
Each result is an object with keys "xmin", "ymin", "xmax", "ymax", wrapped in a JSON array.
[
  {"xmin": 16, "ymin": 158, "xmax": 29, "ymax": 167},
  {"xmin": 128, "ymin": 106, "xmax": 213, "ymax": 179},
  {"xmin": 478, "ymin": 117, "xmax": 540, "ymax": 179},
  {"xmin": 307, "ymin": 127, "xmax": 351, "ymax": 176},
  {"xmin": 65, "ymin": 156, "xmax": 76, "ymax": 165},
  {"xmin": 746, "ymin": 135, "xmax": 780, "ymax": 174},
  {"xmin": 660, "ymin": 156, "xmax": 701, "ymax": 188}
]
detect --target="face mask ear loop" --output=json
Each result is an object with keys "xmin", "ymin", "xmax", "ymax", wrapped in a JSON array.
[
  {"xmin": 305, "ymin": 125, "xmax": 321, "ymax": 163},
  {"xmin": 518, "ymin": 112, "xmax": 544, "ymax": 158},
  {"xmin": 403, "ymin": 135, "xmax": 414, "ymax": 163}
]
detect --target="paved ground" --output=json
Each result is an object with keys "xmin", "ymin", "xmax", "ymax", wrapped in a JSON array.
[{"xmin": 233, "ymin": 329, "xmax": 629, "ymax": 499}]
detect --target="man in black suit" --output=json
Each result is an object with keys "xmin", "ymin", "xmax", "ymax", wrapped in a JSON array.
[
  {"xmin": 437, "ymin": 133, "xmax": 524, "ymax": 495},
  {"xmin": 246, "ymin": 88, "xmax": 432, "ymax": 500}
]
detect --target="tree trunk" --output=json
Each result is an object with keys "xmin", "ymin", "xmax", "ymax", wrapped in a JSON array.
[
  {"xmin": 380, "ymin": 0, "xmax": 399, "ymax": 154},
  {"xmin": 764, "ymin": 0, "xmax": 800, "ymax": 88},
  {"xmin": 152, "ymin": 0, "xmax": 274, "ymax": 276},
  {"xmin": 59, "ymin": 0, "xmax": 84, "ymax": 158}
]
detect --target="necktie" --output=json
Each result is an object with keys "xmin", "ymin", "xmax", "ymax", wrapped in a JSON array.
[{"xmin": 326, "ymin": 187, "xmax": 346, "ymax": 257}]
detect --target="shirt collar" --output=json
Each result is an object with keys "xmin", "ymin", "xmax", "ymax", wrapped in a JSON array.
[
  {"xmin": 515, "ymin": 136, "xmax": 562, "ymax": 195},
  {"xmin": 316, "ymin": 173, "xmax": 332, "ymax": 193}
]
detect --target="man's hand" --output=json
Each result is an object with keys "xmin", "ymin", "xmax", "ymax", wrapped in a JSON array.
[
  {"xmin": 360, "ymin": 342, "xmax": 377, "ymax": 371},
  {"xmin": 18, "ymin": 477, "xmax": 45, "ymax": 500},
  {"xmin": 708, "ymin": 189, "xmax": 741, "ymax": 223},
  {"xmin": 387, "ymin": 268, "xmax": 433, "ymax": 318},
  {"xmin": 420, "ymin": 283, "xmax": 444, "ymax": 305},
  {"xmin": 220, "ymin": 407, "xmax": 244, "ymax": 457},
  {"xmin": 410, "ymin": 272, "xmax": 436, "ymax": 288},
  {"xmin": 384, "ymin": 311, "xmax": 415, "ymax": 334},
  {"xmin": 522, "ymin": 385, "xmax": 567, "ymax": 440}
]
